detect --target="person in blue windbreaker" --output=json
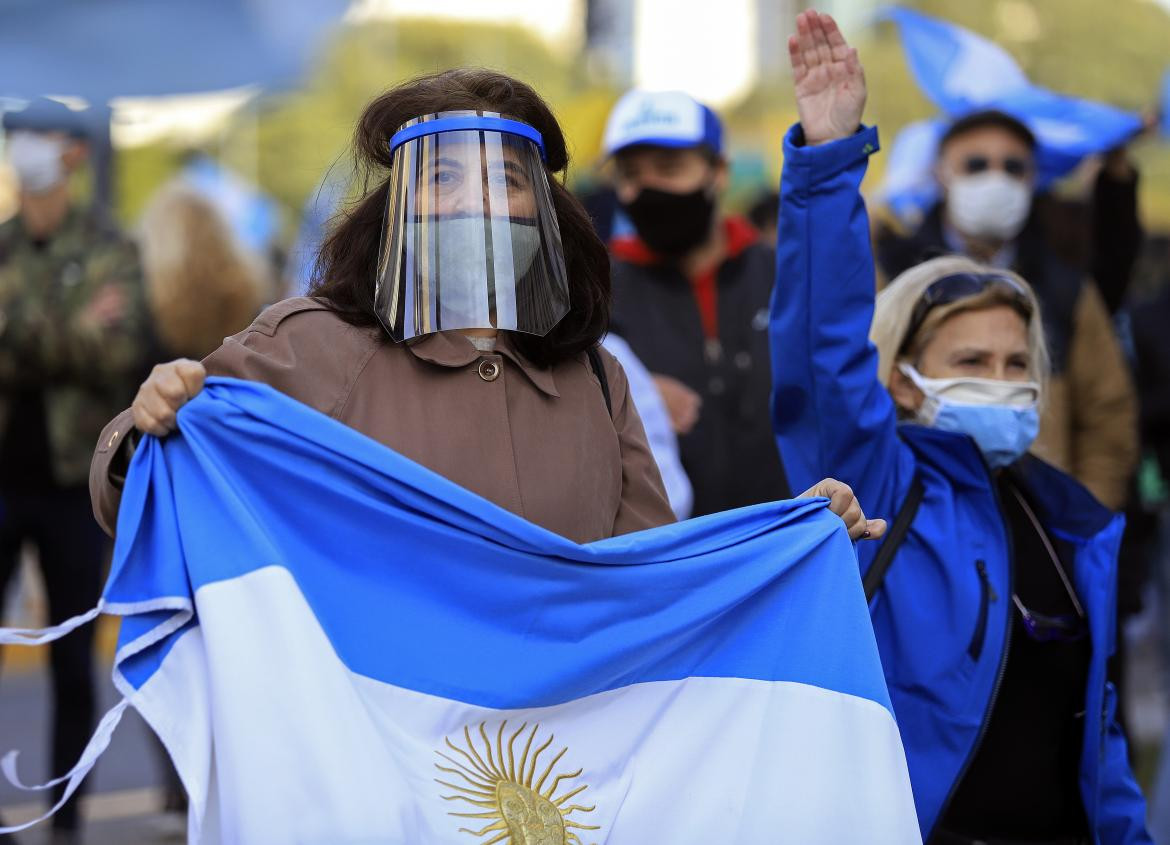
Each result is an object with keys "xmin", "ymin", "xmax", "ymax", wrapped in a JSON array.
[{"xmin": 775, "ymin": 10, "xmax": 1150, "ymax": 845}]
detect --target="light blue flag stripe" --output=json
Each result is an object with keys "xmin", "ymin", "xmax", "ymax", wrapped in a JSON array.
[
  {"xmin": 105, "ymin": 378, "xmax": 892, "ymax": 714},
  {"xmin": 883, "ymin": 6, "xmax": 1142, "ymax": 191}
]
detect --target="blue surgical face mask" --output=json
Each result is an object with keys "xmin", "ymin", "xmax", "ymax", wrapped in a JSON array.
[{"xmin": 898, "ymin": 363, "xmax": 1040, "ymax": 470}]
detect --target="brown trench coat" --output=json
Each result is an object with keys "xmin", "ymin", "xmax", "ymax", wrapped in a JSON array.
[{"xmin": 90, "ymin": 297, "xmax": 676, "ymax": 543}]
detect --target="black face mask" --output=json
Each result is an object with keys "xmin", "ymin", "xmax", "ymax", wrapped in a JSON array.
[{"xmin": 620, "ymin": 185, "xmax": 717, "ymax": 257}]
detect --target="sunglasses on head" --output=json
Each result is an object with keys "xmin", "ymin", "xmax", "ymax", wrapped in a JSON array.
[
  {"xmin": 900, "ymin": 272, "xmax": 1034, "ymax": 355},
  {"xmin": 961, "ymin": 154, "xmax": 1031, "ymax": 178}
]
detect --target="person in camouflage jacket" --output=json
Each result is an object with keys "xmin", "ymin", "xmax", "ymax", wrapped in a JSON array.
[
  {"xmin": 0, "ymin": 98, "xmax": 151, "ymax": 844},
  {"xmin": 0, "ymin": 206, "xmax": 149, "ymax": 485}
]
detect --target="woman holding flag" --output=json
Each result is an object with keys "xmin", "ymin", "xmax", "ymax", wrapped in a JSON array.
[
  {"xmin": 90, "ymin": 68, "xmax": 882, "ymax": 545},
  {"xmin": 773, "ymin": 9, "xmax": 1149, "ymax": 844},
  {"xmin": 11, "ymin": 66, "xmax": 905, "ymax": 843}
]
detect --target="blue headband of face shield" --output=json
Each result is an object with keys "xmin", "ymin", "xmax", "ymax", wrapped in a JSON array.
[{"xmin": 388, "ymin": 116, "xmax": 547, "ymax": 162}]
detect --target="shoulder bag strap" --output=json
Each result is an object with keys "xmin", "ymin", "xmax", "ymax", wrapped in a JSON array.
[
  {"xmin": 586, "ymin": 347, "xmax": 613, "ymax": 418},
  {"xmin": 862, "ymin": 475, "xmax": 925, "ymax": 602}
]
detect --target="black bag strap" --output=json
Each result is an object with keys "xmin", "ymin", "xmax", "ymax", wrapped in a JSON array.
[
  {"xmin": 586, "ymin": 347, "xmax": 613, "ymax": 417},
  {"xmin": 862, "ymin": 476, "xmax": 925, "ymax": 602}
]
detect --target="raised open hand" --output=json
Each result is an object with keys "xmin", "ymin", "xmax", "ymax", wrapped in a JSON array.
[{"xmin": 788, "ymin": 10, "xmax": 867, "ymax": 146}]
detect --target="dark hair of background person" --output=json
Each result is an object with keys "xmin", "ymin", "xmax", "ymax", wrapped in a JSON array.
[
  {"xmin": 311, "ymin": 68, "xmax": 611, "ymax": 367},
  {"xmin": 939, "ymin": 109, "xmax": 1037, "ymax": 153},
  {"xmin": 747, "ymin": 189, "xmax": 780, "ymax": 233}
]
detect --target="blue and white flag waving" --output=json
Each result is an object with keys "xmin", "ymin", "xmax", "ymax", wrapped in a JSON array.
[
  {"xmin": 884, "ymin": 6, "xmax": 1030, "ymax": 116},
  {"xmin": 877, "ymin": 118, "xmax": 947, "ymax": 227},
  {"xmin": 1, "ymin": 379, "xmax": 920, "ymax": 843},
  {"xmin": 881, "ymin": 7, "xmax": 1144, "ymax": 218}
]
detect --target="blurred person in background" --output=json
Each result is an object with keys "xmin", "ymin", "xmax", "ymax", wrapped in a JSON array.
[
  {"xmin": 1071, "ymin": 143, "xmax": 1145, "ymax": 319},
  {"xmin": 136, "ymin": 178, "xmax": 268, "ymax": 817},
  {"xmin": 1024, "ymin": 134, "xmax": 1150, "ymax": 321},
  {"xmin": 1128, "ymin": 239, "xmax": 1170, "ymax": 507},
  {"xmin": 0, "ymin": 98, "xmax": 151, "ymax": 845},
  {"xmin": 573, "ymin": 169, "xmax": 696, "ymax": 514},
  {"xmin": 600, "ymin": 333, "xmax": 692, "ymax": 519},
  {"xmin": 775, "ymin": 10, "xmax": 1149, "ymax": 841},
  {"xmin": 1039, "ymin": 131, "xmax": 1157, "ymax": 742},
  {"xmin": 747, "ymin": 188, "xmax": 779, "ymax": 246},
  {"xmin": 877, "ymin": 110, "xmax": 1138, "ymax": 514},
  {"xmin": 603, "ymin": 90, "xmax": 789, "ymax": 517},
  {"xmin": 576, "ymin": 178, "xmax": 623, "ymax": 246},
  {"xmin": 138, "ymin": 180, "xmax": 268, "ymax": 361},
  {"xmin": 1129, "ymin": 235, "xmax": 1170, "ymax": 841}
]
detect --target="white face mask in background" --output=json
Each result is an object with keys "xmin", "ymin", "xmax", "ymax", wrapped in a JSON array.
[
  {"xmin": 5, "ymin": 131, "xmax": 67, "ymax": 194},
  {"xmin": 946, "ymin": 171, "xmax": 1032, "ymax": 242}
]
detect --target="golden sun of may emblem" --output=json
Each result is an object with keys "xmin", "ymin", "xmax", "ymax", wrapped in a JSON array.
[{"xmin": 435, "ymin": 721, "xmax": 601, "ymax": 845}]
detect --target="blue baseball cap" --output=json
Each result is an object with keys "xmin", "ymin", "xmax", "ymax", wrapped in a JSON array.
[
  {"xmin": 2, "ymin": 98, "xmax": 90, "ymax": 138},
  {"xmin": 602, "ymin": 90, "xmax": 723, "ymax": 158}
]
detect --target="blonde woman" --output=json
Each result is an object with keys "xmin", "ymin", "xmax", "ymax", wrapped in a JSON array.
[
  {"xmin": 138, "ymin": 181, "xmax": 268, "ymax": 360},
  {"xmin": 771, "ymin": 10, "xmax": 1148, "ymax": 844}
]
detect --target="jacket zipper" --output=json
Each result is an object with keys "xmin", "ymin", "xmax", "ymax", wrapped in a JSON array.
[
  {"xmin": 967, "ymin": 560, "xmax": 996, "ymax": 660},
  {"xmin": 928, "ymin": 478, "xmax": 1015, "ymax": 839}
]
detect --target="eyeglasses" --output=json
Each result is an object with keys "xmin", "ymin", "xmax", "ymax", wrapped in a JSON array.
[
  {"xmin": 900, "ymin": 272, "xmax": 1034, "ymax": 354},
  {"xmin": 961, "ymin": 154, "xmax": 1031, "ymax": 178},
  {"xmin": 1004, "ymin": 482, "xmax": 1088, "ymax": 644},
  {"xmin": 1012, "ymin": 595, "xmax": 1087, "ymax": 643}
]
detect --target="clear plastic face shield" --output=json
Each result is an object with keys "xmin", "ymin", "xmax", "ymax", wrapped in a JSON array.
[{"xmin": 374, "ymin": 111, "xmax": 571, "ymax": 342}]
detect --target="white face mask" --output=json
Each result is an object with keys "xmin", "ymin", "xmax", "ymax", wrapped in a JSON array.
[
  {"xmin": 898, "ymin": 362, "xmax": 1039, "ymax": 423},
  {"xmin": 497, "ymin": 219, "xmax": 542, "ymax": 280},
  {"xmin": 430, "ymin": 217, "xmax": 543, "ymax": 330},
  {"xmin": 5, "ymin": 131, "xmax": 66, "ymax": 194},
  {"xmin": 898, "ymin": 363, "xmax": 1041, "ymax": 469},
  {"xmin": 946, "ymin": 170, "xmax": 1032, "ymax": 241}
]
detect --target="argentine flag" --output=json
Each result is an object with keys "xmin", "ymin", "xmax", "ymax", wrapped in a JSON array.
[
  {"xmin": 1, "ymin": 379, "xmax": 919, "ymax": 843},
  {"xmin": 879, "ymin": 7, "xmax": 1144, "ymax": 220},
  {"xmin": 885, "ymin": 5, "xmax": 1142, "ymax": 175}
]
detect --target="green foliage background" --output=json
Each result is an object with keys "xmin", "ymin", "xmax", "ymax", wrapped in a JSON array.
[{"xmin": 116, "ymin": 0, "xmax": 1170, "ymax": 243}]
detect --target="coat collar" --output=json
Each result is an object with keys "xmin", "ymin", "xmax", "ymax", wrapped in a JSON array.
[
  {"xmin": 899, "ymin": 424, "xmax": 992, "ymax": 491},
  {"xmin": 901, "ymin": 425, "xmax": 1116, "ymax": 542},
  {"xmin": 1009, "ymin": 455, "xmax": 1115, "ymax": 542},
  {"xmin": 403, "ymin": 331, "xmax": 560, "ymax": 398}
]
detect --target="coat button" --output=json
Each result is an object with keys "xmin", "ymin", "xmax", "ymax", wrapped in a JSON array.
[
  {"xmin": 704, "ymin": 338, "xmax": 723, "ymax": 364},
  {"xmin": 477, "ymin": 359, "xmax": 501, "ymax": 382}
]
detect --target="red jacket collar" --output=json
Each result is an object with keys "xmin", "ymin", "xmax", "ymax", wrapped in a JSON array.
[{"xmin": 610, "ymin": 216, "xmax": 760, "ymax": 272}]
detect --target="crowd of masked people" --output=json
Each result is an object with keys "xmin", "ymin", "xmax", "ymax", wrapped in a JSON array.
[{"xmin": 2, "ymin": 8, "xmax": 1170, "ymax": 842}]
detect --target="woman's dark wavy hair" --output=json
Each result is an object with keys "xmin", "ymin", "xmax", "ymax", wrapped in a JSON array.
[{"xmin": 310, "ymin": 68, "xmax": 610, "ymax": 367}]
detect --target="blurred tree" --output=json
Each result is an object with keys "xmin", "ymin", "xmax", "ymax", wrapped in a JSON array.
[
  {"xmin": 114, "ymin": 2, "xmax": 1170, "ymax": 238},
  {"xmin": 115, "ymin": 17, "xmax": 621, "ymax": 233},
  {"xmin": 219, "ymin": 18, "xmax": 621, "ymax": 221},
  {"xmin": 116, "ymin": 142, "xmax": 185, "ymax": 225}
]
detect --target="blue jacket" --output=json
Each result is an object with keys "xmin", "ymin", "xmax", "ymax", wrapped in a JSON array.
[{"xmin": 770, "ymin": 124, "xmax": 1150, "ymax": 843}]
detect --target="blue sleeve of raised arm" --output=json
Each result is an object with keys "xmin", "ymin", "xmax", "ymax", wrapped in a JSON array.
[{"xmin": 770, "ymin": 123, "xmax": 911, "ymax": 523}]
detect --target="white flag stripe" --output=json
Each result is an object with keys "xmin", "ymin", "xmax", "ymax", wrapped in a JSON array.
[{"xmin": 132, "ymin": 566, "xmax": 920, "ymax": 844}]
